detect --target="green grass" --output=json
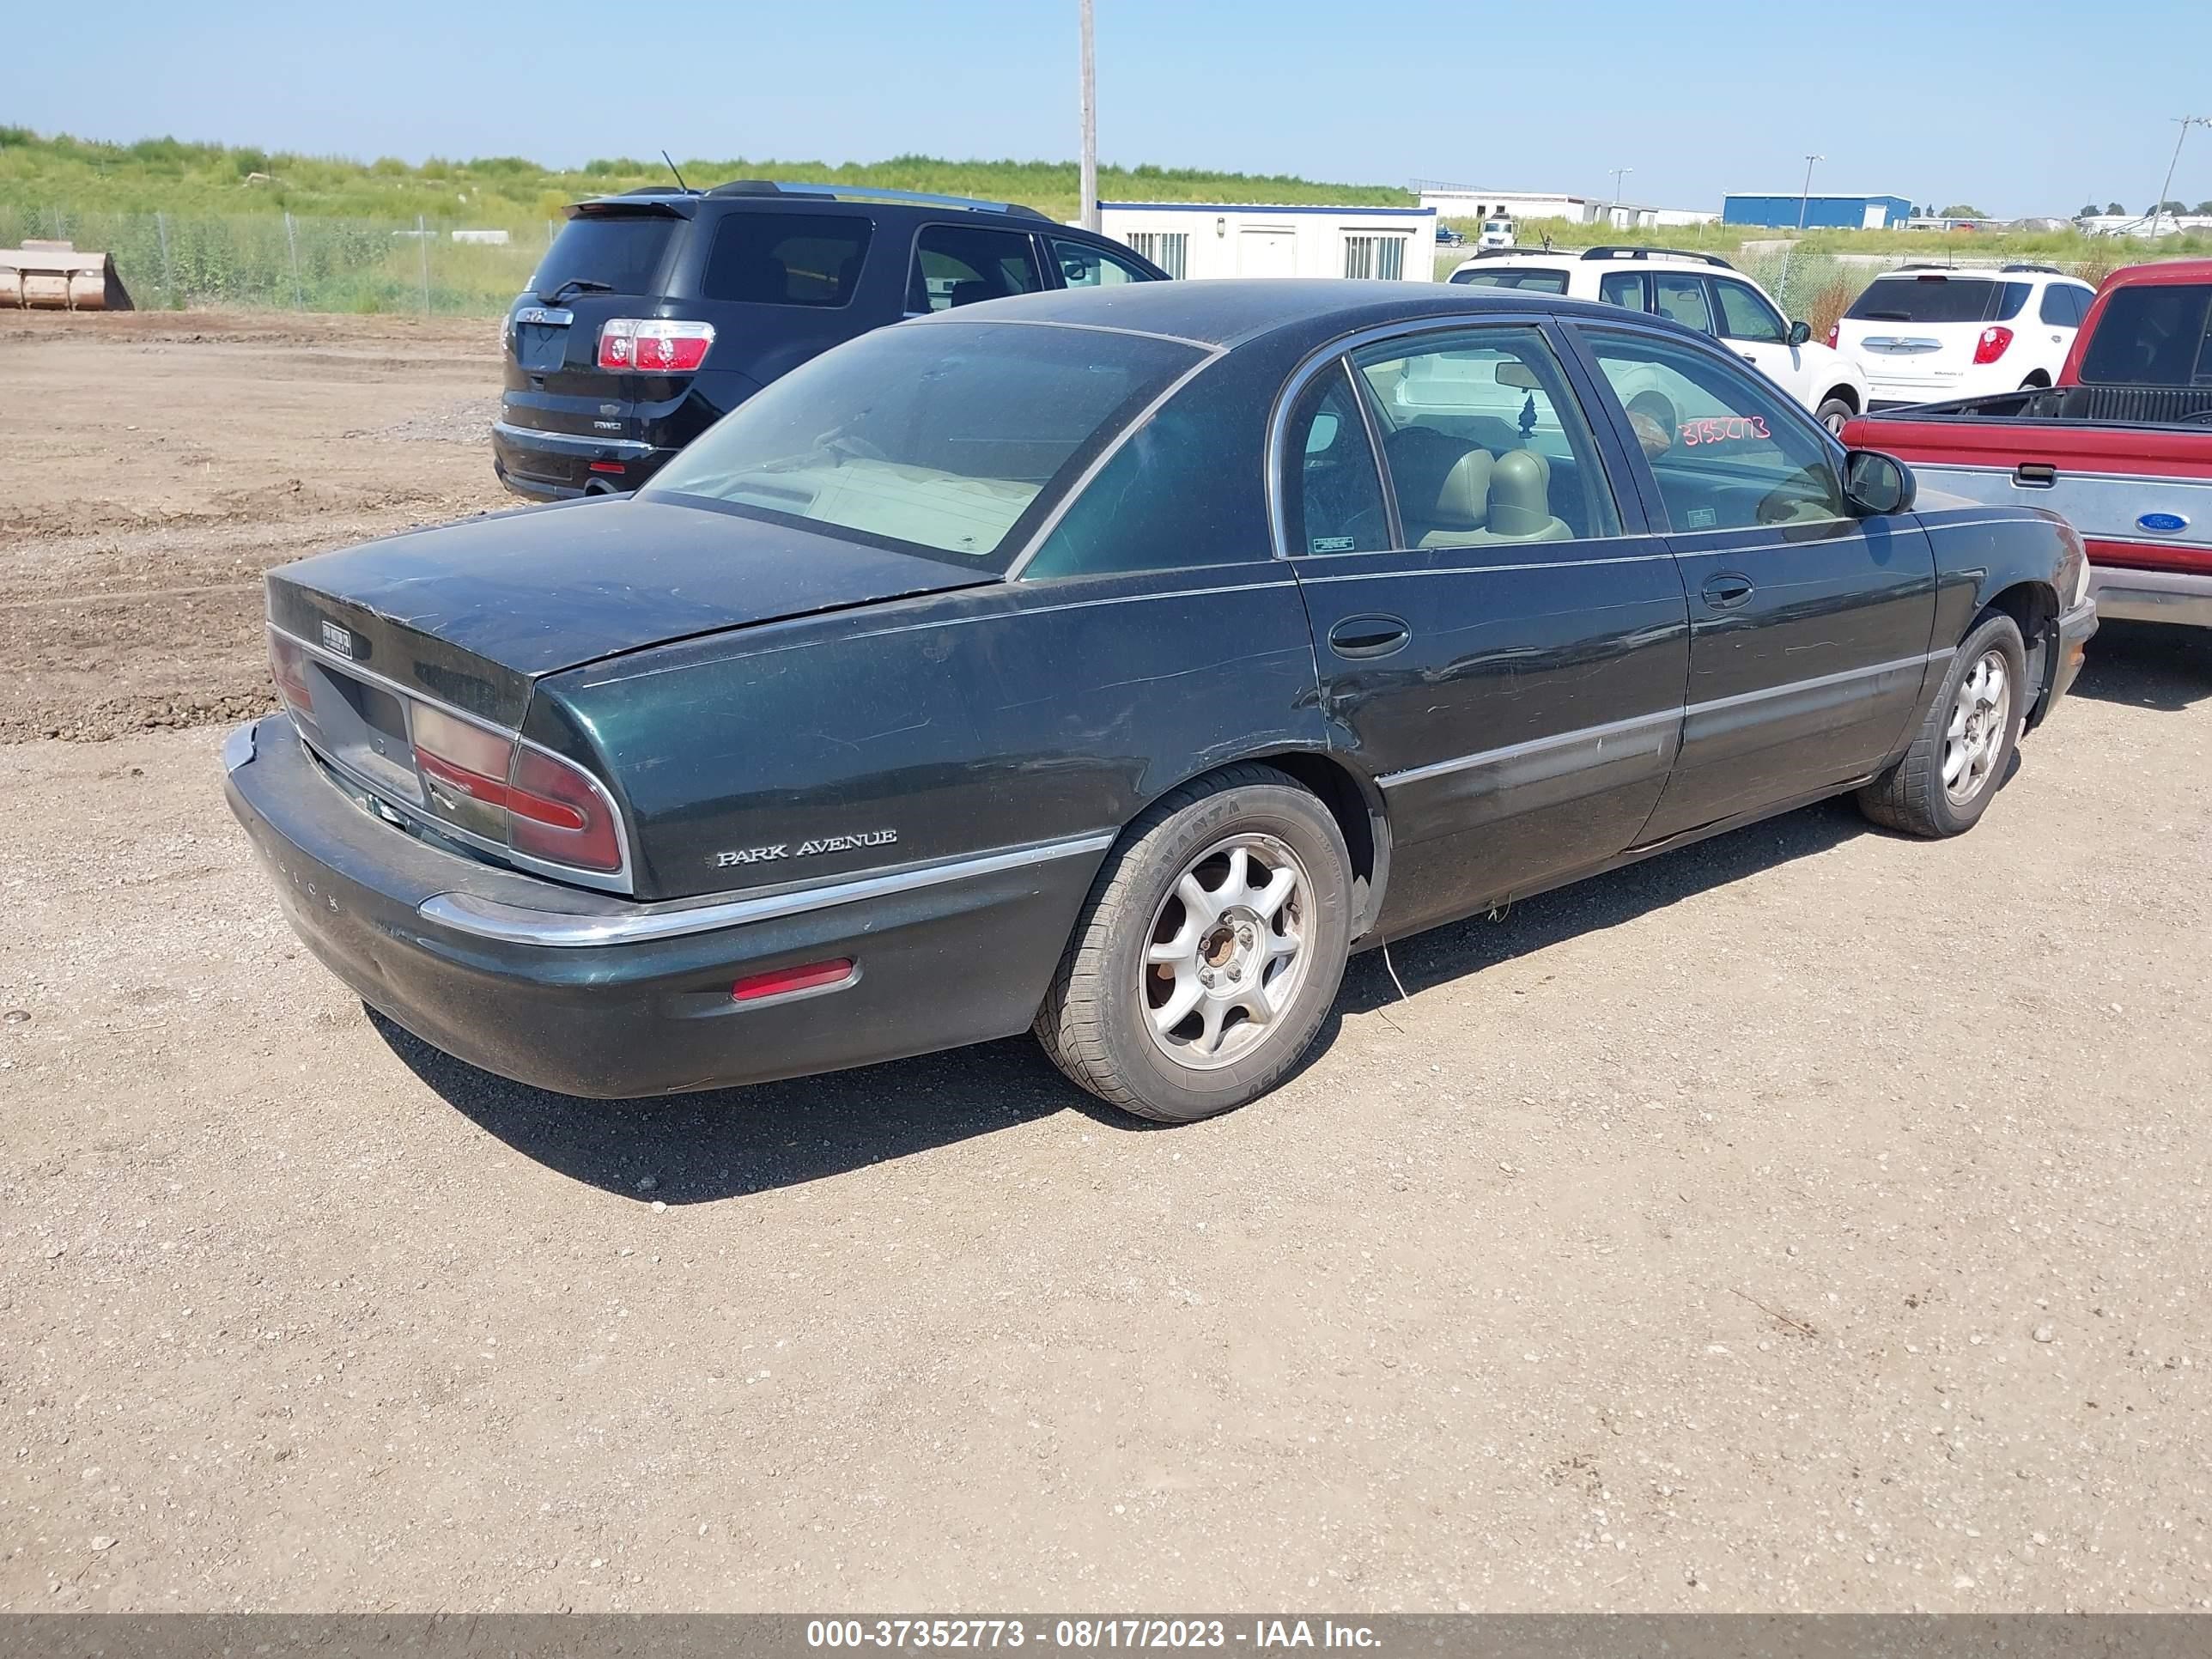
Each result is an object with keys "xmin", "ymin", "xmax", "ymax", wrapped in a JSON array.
[{"xmin": 0, "ymin": 125, "xmax": 1409, "ymax": 230}]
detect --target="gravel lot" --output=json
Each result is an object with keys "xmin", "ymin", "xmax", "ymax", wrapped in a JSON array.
[{"xmin": 2, "ymin": 313, "xmax": 2209, "ymax": 1613}]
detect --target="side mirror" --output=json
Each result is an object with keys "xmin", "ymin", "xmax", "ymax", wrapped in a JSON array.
[
  {"xmin": 1844, "ymin": 449, "xmax": 1916, "ymax": 517},
  {"xmin": 1788, "ymin": 319, "xmax": 1814, "ymax": 347}
]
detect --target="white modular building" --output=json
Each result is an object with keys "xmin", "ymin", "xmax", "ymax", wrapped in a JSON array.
[
  {"xmin": 1415, "ymin": 185, "xmax": 1718, "ymax": 231},
  {"xmin": 1096, "ymin": 202, "xmax": 1439, "ymax": 282}
]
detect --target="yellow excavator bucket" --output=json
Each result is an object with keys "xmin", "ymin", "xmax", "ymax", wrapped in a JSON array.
[{"xmin": 0, "ymin": 240, "xmax": 134, "ymax": 311}]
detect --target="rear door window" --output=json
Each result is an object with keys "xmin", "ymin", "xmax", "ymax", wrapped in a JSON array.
[
  {"xmin": 1599, "ymin": 270, "xmax": 1650, "ymax": 311},
  {"xmin": 1653, "ymin": 274, "xmax": 1715, "ymax": 334},
  {"xmin": 1052, "ymin": 238, "xmax": 1157, "ymax": 288},
  {"xmin": 701, "ymin": 212, "xmax": 872, "ymax": 307},
  {"xmin": 533, "ymin": 214, "xmax": 678, "ymax": 296},
  {"xmin": 2076, "ymin": 283, "xmax": 2212, "ymax": 385},
  {"xmin": 909, "ymin": 225, "xmax": 1044, "ymax": 312}
]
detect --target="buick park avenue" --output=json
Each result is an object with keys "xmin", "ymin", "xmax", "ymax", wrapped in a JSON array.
[{"xmin": 225, "ymin": 281, "xmax": 2096, "ymax": 1122}]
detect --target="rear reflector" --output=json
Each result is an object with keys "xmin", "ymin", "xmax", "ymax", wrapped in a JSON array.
[
  {"xmin": 598, "ymin": 317, "xmax": 714, "ymax": 374},
  {"xmin": 731, "ymin": 959, "xmax": 855, "ymax": 1003},
  {"xmin": 587, "ymin": 460, "xmax": 628, "ymax": 474}
]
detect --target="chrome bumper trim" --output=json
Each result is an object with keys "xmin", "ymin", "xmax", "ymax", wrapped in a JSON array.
[
  {"xmin": 416, "ymin": 830, "xmax": 1120, "ymax": 949},
  {"xmin": 492, "ymin": 421, "xmax": 655, "ymax": 457}
]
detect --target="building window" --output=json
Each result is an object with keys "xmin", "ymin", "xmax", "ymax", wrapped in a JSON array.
[
  {"xmin": 1343, "ymin": 234, "xmax": 1406, "ymax": 281},
  {"xmin": 1125, "ymin": 231, "xmax": 1188, "ymax": 279}
]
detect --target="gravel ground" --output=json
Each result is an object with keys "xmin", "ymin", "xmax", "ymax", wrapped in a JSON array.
[{"xmin": 1, "ymin": 312, "xmax": 2209, "ymax": 1613}]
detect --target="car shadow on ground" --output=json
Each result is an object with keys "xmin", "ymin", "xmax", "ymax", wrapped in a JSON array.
[
  {"xmin": 2069, "ymin": 620, "xmax": 2212, "ymax": 713},
  {"xmin": 373, "ymin": 797, "xmax": 1871, "ymax": 1203}
]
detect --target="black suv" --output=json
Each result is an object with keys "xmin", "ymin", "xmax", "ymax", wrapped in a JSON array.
[{"xmin": 492, "ymin": 182, "xmax": 1170, "ymax": 500}]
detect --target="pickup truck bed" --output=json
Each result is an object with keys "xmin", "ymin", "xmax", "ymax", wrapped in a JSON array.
[{"xmin": 1840, "ymin": 259, "xmax": 2212, "ymax": 629}]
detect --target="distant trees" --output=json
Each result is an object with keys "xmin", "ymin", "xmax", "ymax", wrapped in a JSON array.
[
  {"xmin": 2151, "ymin": 199, "xmax": 2187, "ymax": 215},
  {"xmin": 1939, "ymin": 203, "xmax": 1986, "ymax": 218},
  {"xmin": 2106, "ymin": 201, "xmax": 2127, "ymax": 215}
]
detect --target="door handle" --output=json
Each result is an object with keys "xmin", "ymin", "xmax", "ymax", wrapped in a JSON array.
[
  {"xmin": 1700, "ymin": 573, "xmax": 1755, "ymax": 610},
  {"xmin": 1327, "ymin": 614, "xmax": 1411, "ymax": 659},
  {"xmin": 2013, "ymin": 462, "xmax": 2057, "ymax": 488}
]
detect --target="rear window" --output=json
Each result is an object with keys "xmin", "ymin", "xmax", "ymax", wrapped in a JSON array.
[
  {"xmin": 2077, "ymin": 283, "xmax": 2212, "ymax": 386},
  {"xmin": 1450, "ymin": 267, "xmax": 1569, "ymax": 293},
  {"xmin": 641, "ymin": 321, "xmax": 1203, "ymax": 568},
  {"xmin": 532, "ymin": 214, "xmax": 678, "ymax": 297},
  {"xmin": 702, "ymin": 212, "xmax": 872, "ymax": 307},
  {"xmin": 1846, "ymin": 276, "xmax": 2031, "ymax": 325}
]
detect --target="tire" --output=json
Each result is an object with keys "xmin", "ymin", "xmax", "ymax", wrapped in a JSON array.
[
  {"xmin": 1857, "ymin": 612, "xmax": 2028, "ymax": 838},
  {"xmin": 1814, "ymin": 396, "xmax": 1856, "ymax": 435},
  {"xmin": 1034, "ymin": 765, "xmax": 1353, "ymax": 1123}
]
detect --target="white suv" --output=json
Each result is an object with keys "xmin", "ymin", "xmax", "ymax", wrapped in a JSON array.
[
  {"xmin": 1832, "ymin": 264, "xmax": 2097, "ymax": 409},
  {"xmin": 1448, "ymin": 246, "xmax": 1872, "ymax": 431}
]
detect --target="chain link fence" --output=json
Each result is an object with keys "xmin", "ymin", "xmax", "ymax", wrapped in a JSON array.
[{"xmin": 0, "ymin": 204, "xmax": 556, "ymax": 316}]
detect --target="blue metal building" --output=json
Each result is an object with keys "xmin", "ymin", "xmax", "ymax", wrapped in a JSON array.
[{"xmin": 1723, "ymin": 192, "xmax": 1913, "ymax": 231}]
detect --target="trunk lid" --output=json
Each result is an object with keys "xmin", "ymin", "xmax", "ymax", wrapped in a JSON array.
[{"xmin": 265, "ymin": 496, "xmax": 1000, "ymax": 728}]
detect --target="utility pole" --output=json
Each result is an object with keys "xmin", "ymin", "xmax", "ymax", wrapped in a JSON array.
[
  {"xmin": 1608, "ymin": 167, "xmax": 1632, "ymax": 230},
  {"xmin": 2145, "ymin": 116, "xmax": 2209, "ymax": 234},
  {"xmin": 1796, "ymin": 154, "xmax": 1824, "ymax": 231},
  {"xmin": 1079, "ymin": 0, "xmax": 1099, "ymax": 232}
]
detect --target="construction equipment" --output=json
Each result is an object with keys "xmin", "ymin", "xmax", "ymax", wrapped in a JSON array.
[{"xmin": 0, "ymin": 240, "xmax": 134, "ymax": 311}]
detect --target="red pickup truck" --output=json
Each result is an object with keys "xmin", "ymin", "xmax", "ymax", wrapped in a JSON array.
[{"xmin": 1841, "ymin": 258, "xmax": 2212, "ymax": 627}]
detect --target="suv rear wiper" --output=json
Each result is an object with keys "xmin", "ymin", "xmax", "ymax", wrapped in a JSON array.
[{"xmin": 536, "ymin": 278, "xmax": 611, "ymax": 306}]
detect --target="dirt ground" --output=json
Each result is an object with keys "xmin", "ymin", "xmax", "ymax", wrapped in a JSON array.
[
  {"xmin": 3, "ymin": 313, "xmax": 2211, "ymax": 1613},
  {"xmin": 0, "ymin": 310, "xmax": 508, "ymax": 743}
]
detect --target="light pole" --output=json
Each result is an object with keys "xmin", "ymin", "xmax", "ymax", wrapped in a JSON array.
[
  {"xmin": 1608, "ymin": 167, "xmax": 1632, "ymax": 230},
  {"xmin": 2145, "ymin": 115, "xmax": 2209, "ymax": 234},
  {"xmin": 1796, "ymin": 154, "xmax": 1824, "ymax": 231},
  {"xmin": 1079, "ymin": 0, "xmax": 1099, "ymax": 232}
]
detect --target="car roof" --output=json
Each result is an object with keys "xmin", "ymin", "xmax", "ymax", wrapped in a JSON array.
[
  {"xmin": 904, "ymin": 278, "xmax": 1693, "ymax": 352},
  {"xmin": 571, "ymin": 180, "xmax": 1066, "ymax": 228}
]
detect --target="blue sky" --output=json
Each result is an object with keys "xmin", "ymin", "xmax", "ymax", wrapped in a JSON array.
[{"xmin": 5, "ymin": 0, "xmax": 2209, "ymax": 216}]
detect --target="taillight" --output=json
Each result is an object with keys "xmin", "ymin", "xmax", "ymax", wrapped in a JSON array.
[
  {"xmin": 598, "ymin": 318, "xmax": 714, "ymax": 374},
  {"xmin": 507, "ymin": 747, "xmax": 622, "ymax": 872},
  {"xmin": 1826, "ymin": 323, "xmax": 1839, "ymax": 350},
  {"xmin": 411, "ymin": 704, "xmax": 623, "ymax": 876},
  {"xmin": 1973, "ymin": 325, "xmax": 2014, "ymax": 365},
  {"xmin": 269, "ymin": 633, "xmax": 314, "ymax": 718}
]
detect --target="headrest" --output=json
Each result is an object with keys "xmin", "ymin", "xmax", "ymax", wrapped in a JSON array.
[
  {"xmin": 1487, "ymin": 449, "xmax": 1553, "ymax": 538},
  {"xmin": 1431, "ymin": 447, "xmax": 1493, "ymax": 530}
]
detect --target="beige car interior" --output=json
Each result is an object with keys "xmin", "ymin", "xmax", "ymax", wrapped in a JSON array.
[{"xmin": 1382, "ymin": 427, "xmax": 1571, "ymax": 546}]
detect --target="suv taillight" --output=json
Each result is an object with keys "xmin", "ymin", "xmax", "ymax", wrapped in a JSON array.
[
  {"xmin": 598, "ymin": 318, "xmax": 714, "ymax": 373},
  {"xmin": 1973, "ymin": 325, "xmax": 2014, "ymax": 365},
  {"xmin": 1826, "ymin": 322, "xmax": 1839, "ymax": 350},
  {"xmin": 411, "ymin": 704, "xmax": 624, "ymax": 876}
]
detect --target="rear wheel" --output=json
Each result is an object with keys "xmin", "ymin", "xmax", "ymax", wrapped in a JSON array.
[
  {"xmin": 1857, "ymin": 612, "xmax": 2027, "ymax": 837},
  {"xmin": 1035, "ymin": 767, "xmax": 1352, "ymax": 1123}
]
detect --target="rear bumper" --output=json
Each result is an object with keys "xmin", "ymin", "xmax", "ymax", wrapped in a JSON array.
[
  {"xmin": 223, "ymin": 716, "xmax": 1106, "ymax": 1099},
  {"xmin": 491, "ymin": 421, "xmax": 676, "ymax": 502},
  {"xmin": 2087, "ymin": 563, "xmax": 2212, "ymax": 629}
]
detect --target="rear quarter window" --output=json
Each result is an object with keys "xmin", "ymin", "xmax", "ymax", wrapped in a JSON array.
[
  {"xmin": 702, "ymin": 212, "xmax": 872, "ymax": 307},
  {"xmin": 533, "ymin": 215, "xmax": 678, "ymax": 297}
]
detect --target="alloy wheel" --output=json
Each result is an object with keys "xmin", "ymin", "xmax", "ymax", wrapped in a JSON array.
[
  {"xmin": 1942, "ymin": 648, "xmax": 2012, "ymax": 805},
  {"xmin": 1142, "ymin": 833, "xmax": 1313, "ymax": 1071}
]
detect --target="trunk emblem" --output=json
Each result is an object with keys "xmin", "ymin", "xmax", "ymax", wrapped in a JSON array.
[
  {"xmin": 2137, "ymin": 512, "xmax": 2189, "ymax": 534},
  {"xmin": 320, "ymin": 620, "xmax": 355, "ymax": 655}
]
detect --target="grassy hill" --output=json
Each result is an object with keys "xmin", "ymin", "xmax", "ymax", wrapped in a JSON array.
[{"xmin": 0, "ymin": 126, "xmax": 1413, "ymax": 228}]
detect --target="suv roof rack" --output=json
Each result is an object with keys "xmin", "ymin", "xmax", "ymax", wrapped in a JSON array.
[
  {"xmin": 1577, "ymin": 245, "xmax": 1735, "ymax": 269},
  {"xmin": 699, "ymin": 179, "xmax": 1052, "ymax": 220},
  {"xmin": 2000, "ymin": 262, "xmax": 2064, "ymax": 275}
]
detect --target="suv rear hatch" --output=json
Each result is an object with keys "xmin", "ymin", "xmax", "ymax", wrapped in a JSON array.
[
  {"xmin": 499, "ymin": 201, "xmax": 702, "ymax": 494},
  {"xmin": 1839, "ymin": 272, "xmax": 2032, "ymax": 398}
]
